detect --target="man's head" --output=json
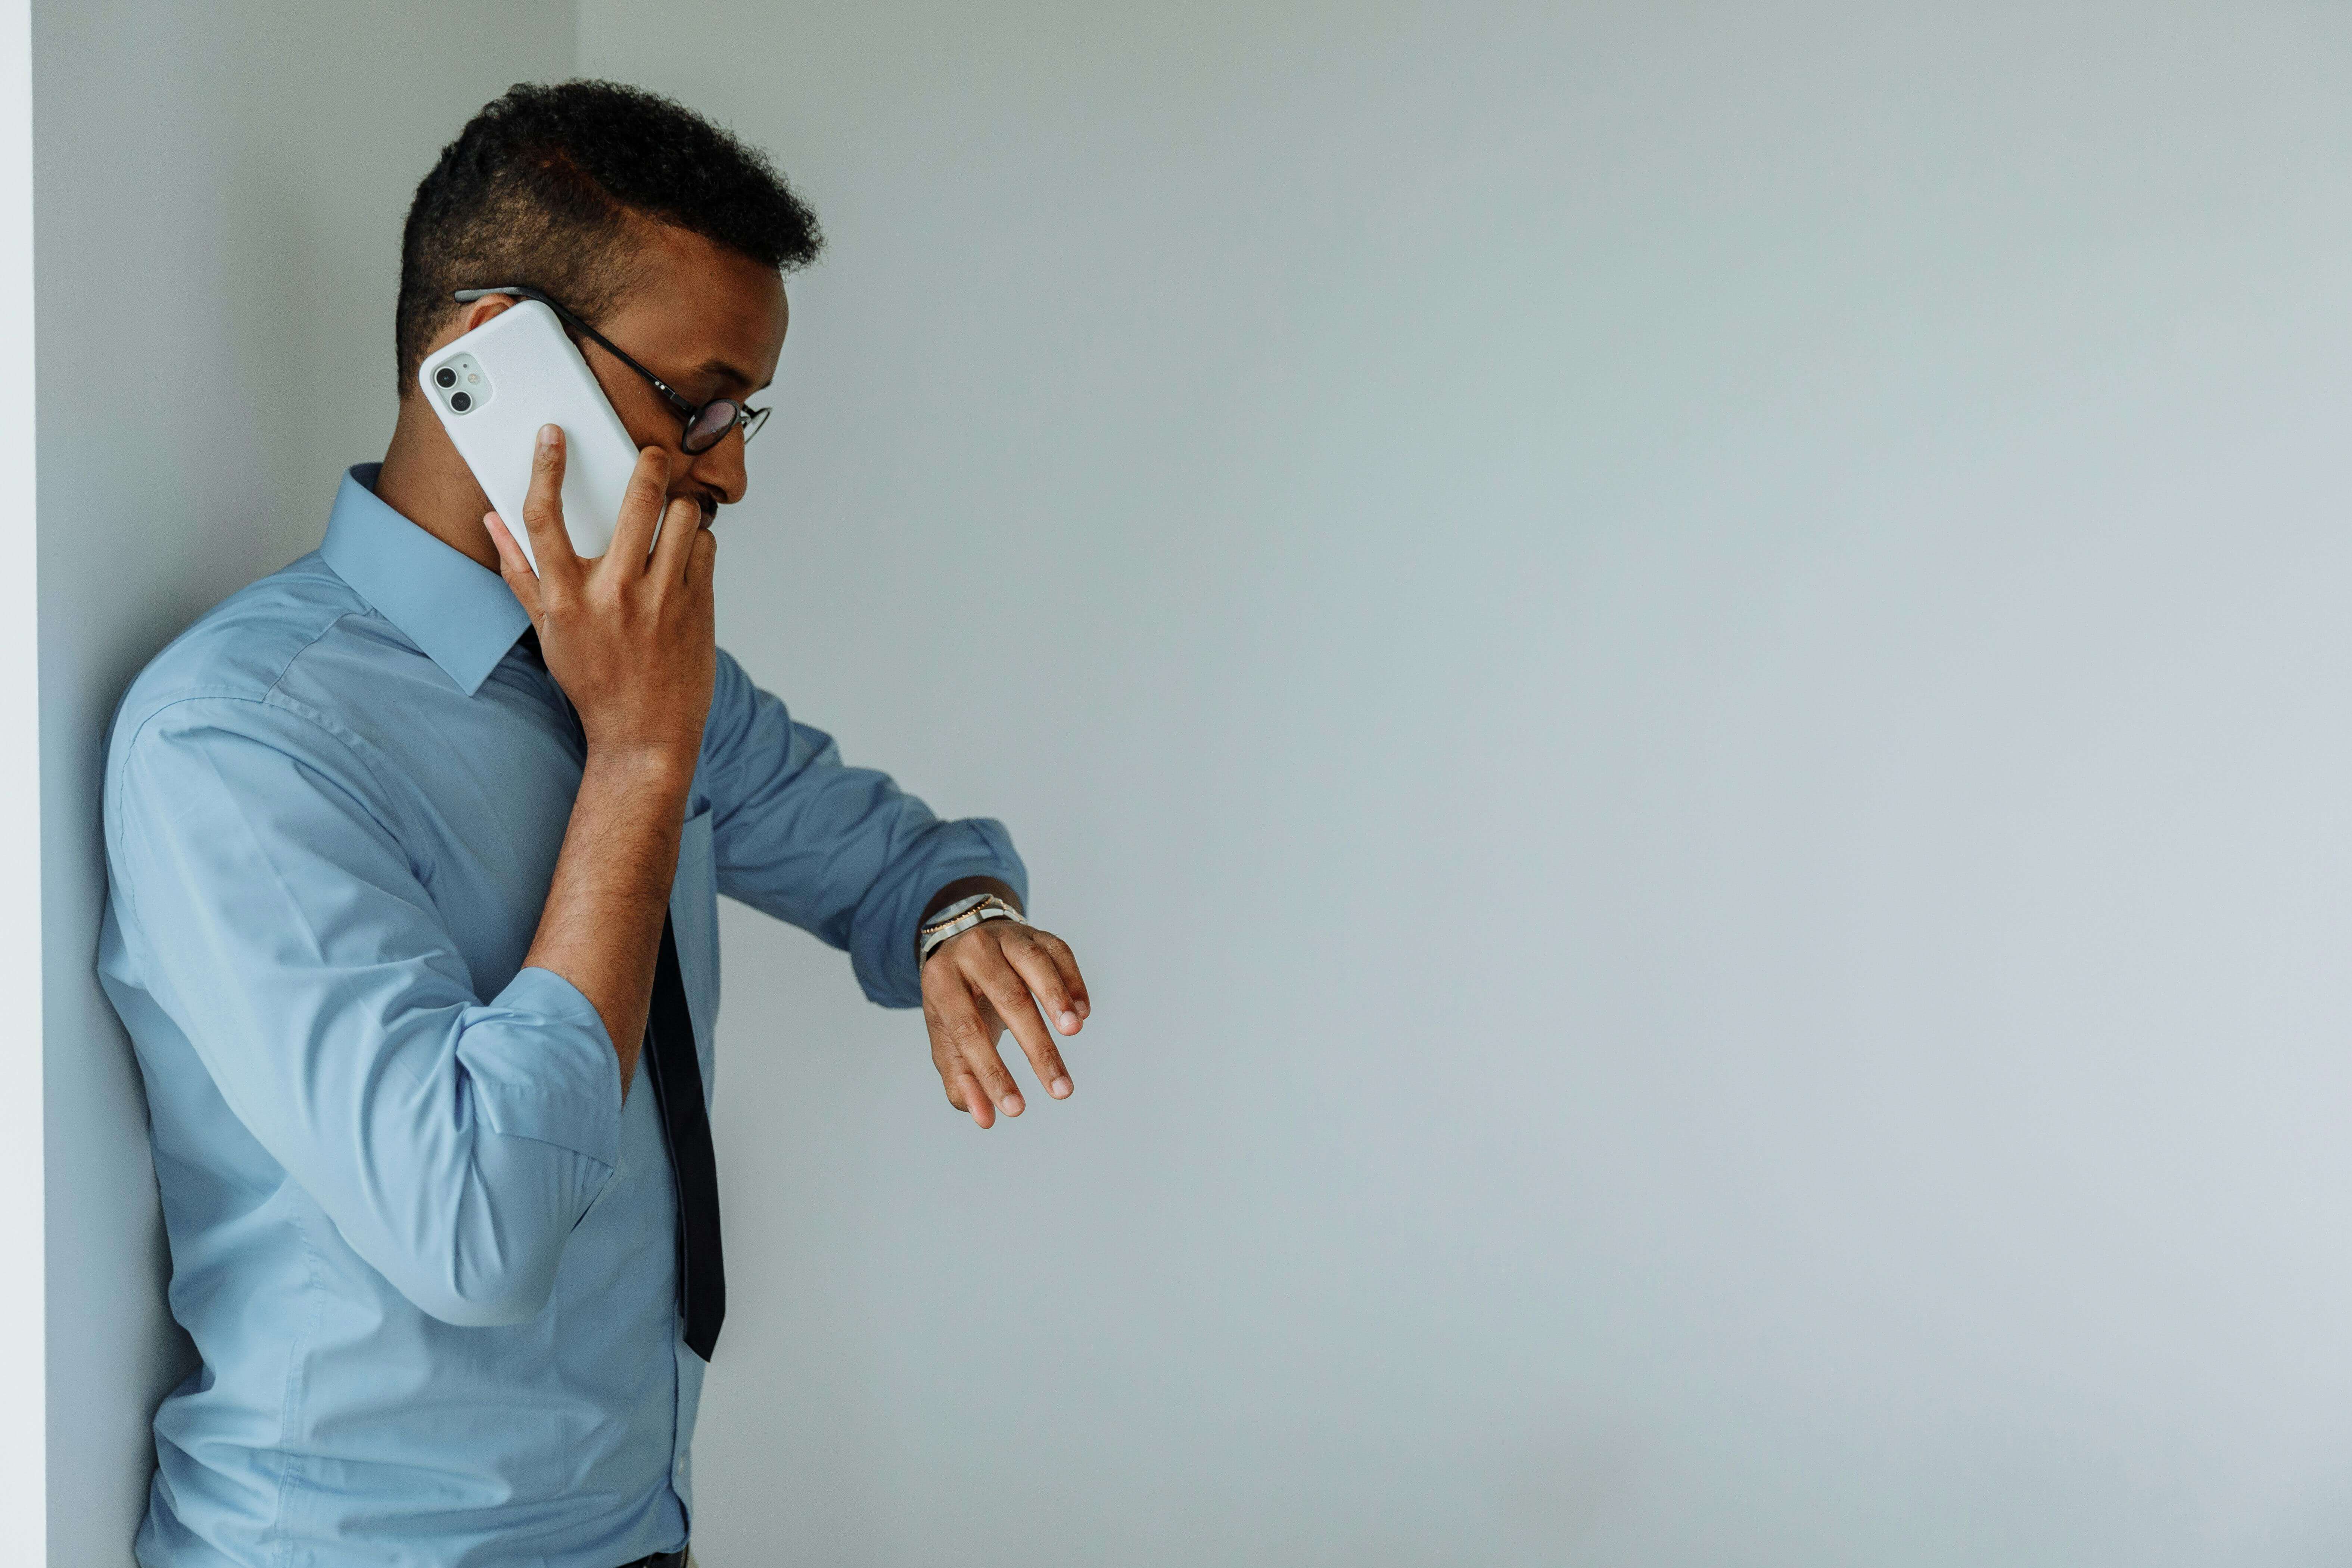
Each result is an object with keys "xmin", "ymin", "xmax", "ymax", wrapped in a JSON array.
[{"xmin": 395, "ymin": 81, "xmax": 822, "ymax": 520}]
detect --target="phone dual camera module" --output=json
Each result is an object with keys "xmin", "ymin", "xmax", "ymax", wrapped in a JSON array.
[{"xmin": 432, "ymin": 353, "xmax": 492, "ymax": 416}]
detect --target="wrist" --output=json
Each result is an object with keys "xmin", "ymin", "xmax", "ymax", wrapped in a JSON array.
[
  {"xmin": 580, "ymin": 738, "xmax": 699, "ymax": 793},
  {"xmin": 918, "ymin": 890, "xmax": 1025, "ymax": 965},
  {"xmin": 921, "ymin": 875, "xmax": 1023, "ymax": 926}
]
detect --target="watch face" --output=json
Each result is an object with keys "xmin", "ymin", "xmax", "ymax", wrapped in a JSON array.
[{"xmin": 923, "ymin": 895, "xmax": 991, "ymax": 934}]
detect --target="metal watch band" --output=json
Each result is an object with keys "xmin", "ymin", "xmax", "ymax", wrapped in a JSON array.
[{"xmin": 919, "ymin": 896, "xmax": 1023, "ymax": 963}]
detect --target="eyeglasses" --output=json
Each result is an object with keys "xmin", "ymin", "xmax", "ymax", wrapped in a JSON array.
[{"xmin": 451, "ymin": 284, "xmax": 771, "ymax": 455}]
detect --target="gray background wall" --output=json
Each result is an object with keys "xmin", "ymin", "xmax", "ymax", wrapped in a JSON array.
[
  {"xmin": 31, "ymin": 6, "xmax": 571, "ymax": 1557},
  {"xmin": 37, "ymin": 0, "xmax": 2352, "ymax": 1561},
  {"xmin": 585, "ymin": 3, "xmax": 2352, "ymax": 1564}
]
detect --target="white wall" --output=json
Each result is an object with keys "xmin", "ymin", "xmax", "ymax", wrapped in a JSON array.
[
  {"xmin": 0, "ymin": 0, "xmax": 45, "ymax": 1555},
  {"xmin": 31, "ymin": 7, "xmax": 572, "ymax": 1557},
  {"xmin": 578, "ymin": 3, "xmax": 2352, "ymax": 1563}
]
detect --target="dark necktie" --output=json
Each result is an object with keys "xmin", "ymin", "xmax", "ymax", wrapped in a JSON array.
[
  {"xmin": 645, "ymin": 915, "xmax": 726, "ymax": 1362},
  {"xmin": 516, "ymin": 629, "xmax": 725, "ymax": 1361}
]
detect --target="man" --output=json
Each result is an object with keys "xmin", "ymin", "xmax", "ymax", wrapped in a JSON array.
[{"xmin": 99, "ymin": 80, "xmax": 1089, "ymax": 1567}]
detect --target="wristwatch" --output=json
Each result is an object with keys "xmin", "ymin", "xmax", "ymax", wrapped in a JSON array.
[{"xmin": 918, "ymin": 893, "xmax": 1024, "ymax": 964}]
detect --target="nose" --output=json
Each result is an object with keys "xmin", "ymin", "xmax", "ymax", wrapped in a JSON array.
[{"xmin": 684, "ymin": 431, "xmax": 748, "ymax": 508}]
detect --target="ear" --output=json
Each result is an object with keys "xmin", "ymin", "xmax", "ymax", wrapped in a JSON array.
[{"xmin": 459, "ymin": 293, "xmax": 517, "ymax": 333}]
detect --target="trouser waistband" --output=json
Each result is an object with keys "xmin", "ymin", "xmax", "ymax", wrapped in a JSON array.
[{"xmin": 615, "ymin": 1552, "xmax": 686, "ymax": 1568}]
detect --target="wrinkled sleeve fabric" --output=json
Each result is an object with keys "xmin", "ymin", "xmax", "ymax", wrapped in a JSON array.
[
  {"xmin": 699, "ymin": 649, "xmax": 1027, "ymax": 1008},
  {"xmin": 107, "ymin": 693, "xmax": 621, "ymax": 1328}
]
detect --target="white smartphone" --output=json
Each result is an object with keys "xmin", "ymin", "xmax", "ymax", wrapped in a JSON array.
[{"xmin": 418, "ymin": 299, "xmax": 642, "ymax": 571}]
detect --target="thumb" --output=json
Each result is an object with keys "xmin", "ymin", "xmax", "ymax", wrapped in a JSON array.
[{"xmin": 485, "ymin": 511, "xmax": 544, "ymax": 618}]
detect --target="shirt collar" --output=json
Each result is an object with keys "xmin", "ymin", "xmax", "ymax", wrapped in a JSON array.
[{"xmin": 318, "ymin": 464, "xmax": 531, "ymax": 697}]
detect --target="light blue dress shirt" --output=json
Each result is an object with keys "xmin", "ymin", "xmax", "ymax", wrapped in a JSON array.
[{"xmin": 100, "ymin": 466, "xmax": 1025, "ymax": 1567}]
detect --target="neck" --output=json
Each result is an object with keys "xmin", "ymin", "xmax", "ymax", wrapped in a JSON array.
[{"xmin": 375, "ymin": 394, "xmax": 501, "ymax": 571}]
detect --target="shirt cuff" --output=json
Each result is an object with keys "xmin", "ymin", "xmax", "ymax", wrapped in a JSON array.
[
  {"xmin": 853, "ymin": 819, "xmax": 1030, "ymax": 1009},
  {"xmin": 455, "ymin": 965, "xmax": 625, "ymax": 1168}
]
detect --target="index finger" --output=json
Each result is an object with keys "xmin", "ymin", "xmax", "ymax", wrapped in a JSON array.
[
  {"xmin": 1026, "ymin": 928, "xmax": 1091, "ymax": 1022},
  {"xmin": 518, "ymin": 424, "xmax": 582, "ymax": 587},
  {"xmin": 1001, "ymin": 930, "xmax": 1083, "ymax": 1043}
]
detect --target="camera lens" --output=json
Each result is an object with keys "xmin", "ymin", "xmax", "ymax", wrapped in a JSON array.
[
  {"xmin": 435, "ymin": 366, "xmax": 457, "ymax": 388},
  {"xmin": 449, "ymin": 391, "xmax": 472, "ymax": 413}
]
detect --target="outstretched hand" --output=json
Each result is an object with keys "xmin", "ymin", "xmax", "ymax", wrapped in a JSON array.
[{"xmin": 921, "ymin": 918, "xmax": 1091, "ymax": 1129}]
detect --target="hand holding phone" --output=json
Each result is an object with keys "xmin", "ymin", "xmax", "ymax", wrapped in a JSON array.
[{"xmin": 484, "ymin": 432, "xmax": 717, "ymax": 760}]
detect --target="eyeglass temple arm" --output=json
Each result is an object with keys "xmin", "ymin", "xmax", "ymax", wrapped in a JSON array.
[{"xmin": 450, "ymin": 286, "xmax": 685, "ymax": 405}]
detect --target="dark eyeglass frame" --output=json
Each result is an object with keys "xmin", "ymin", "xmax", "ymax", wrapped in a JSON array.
[{"xmin": 452, "ymin": 284, "xmax": 770, "ymax": 455}]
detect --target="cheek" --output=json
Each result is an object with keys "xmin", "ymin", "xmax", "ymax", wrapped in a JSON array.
[{"xmin": 618, "ymin": 405, "xmax": 694, "ymax": 469}]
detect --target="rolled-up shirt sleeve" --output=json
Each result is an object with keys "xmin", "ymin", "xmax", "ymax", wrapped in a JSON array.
[
  {"xmin": 106, "ymin": 694, "xmax": 620, "ymax": 1328},
  {"xmin": 699, "ymin": 650, "xmax": 1028, "ymax": 1007}
]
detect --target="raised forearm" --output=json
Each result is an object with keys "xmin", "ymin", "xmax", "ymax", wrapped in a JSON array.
[
  {"xmin": 522, "ymin": 746, "xmax": 696, "ymax": 1092},
  {"xmin": 488, "ymin": 433, "xmax": 719, "ymax": 1098}
]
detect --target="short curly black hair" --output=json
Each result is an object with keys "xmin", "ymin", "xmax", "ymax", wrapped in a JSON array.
[{"xmin": 395, "ymin": 80, "xmax": 823, "ymax": 393}]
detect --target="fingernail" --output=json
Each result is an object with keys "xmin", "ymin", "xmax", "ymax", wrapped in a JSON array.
[
  {"xmin": 538, "ymin": 423, "xmax": 560, "ymax": 449},
  {"xmin": 1051, "ymin": 1076, "xmax": 1073, "ymax": 1098},
  {"xmin": 1000, "ymin": 1093, "xmax": 1023, "ymax": 1116},
  {"xmin": 1077, "ymin": 1001, "xmax": 1091, "ymax": 1019},
  {"xmin": 1058, "ymin": 1010, "xmax": 1079, "ymax": 1033}
]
